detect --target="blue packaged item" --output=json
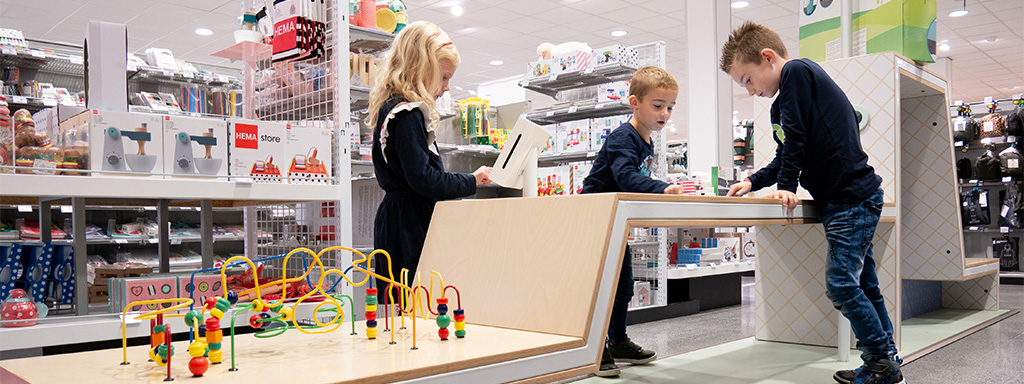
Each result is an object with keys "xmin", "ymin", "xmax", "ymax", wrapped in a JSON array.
[
  {"xmin": 49, "ymin": 244, "xmax": 75, "ymax": 305},
  {"xmin": 18, "ymin": 243, "xmax": 54, "ymax": 303},
  {"xmin": 1, "ymin": 243, "xmax": 25, "ymax": 301}
]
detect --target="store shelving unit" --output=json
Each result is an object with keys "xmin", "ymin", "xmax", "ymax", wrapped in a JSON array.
[
  {"xmin": 524, "ymin": 99, "xmax": 632, "ymax": 125},
  {"xmin": 948, "ymin": 98, "xmax": 1022, "ymax": 282},
  {"xmin": 519, "ymin": 62, "xmax": 637, "ymax": 98}
]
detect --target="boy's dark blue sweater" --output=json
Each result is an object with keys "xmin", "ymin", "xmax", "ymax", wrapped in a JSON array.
[
  {"xmin": 748, "ymin": 58, "xmax": 881, "ymax": 206},
  {"xmin": 581, "ymin": 122, "xmax": 669, "ymax": 194}
]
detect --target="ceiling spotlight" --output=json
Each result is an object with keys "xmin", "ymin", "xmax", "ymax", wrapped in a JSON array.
[
  {"xmin": 731, "ymin": 1, "xmax": 750, "ymax": 8},
  {"xmin": 984, "ymin": 36, "xmax": 997, "ymax": 42},
  {"xmin": 948, "ymin": 0, "xmax": 968, "ymax": 17},
  {"xmin": 451, "ymin": 5, "xmax": 464, "ymax": 16},
  {"xmin": 611, "ymin": 30, "xmax": 627, "ymax": 37},
  {"xmin": 194, "ymin": 28, "xmax": 213, "ymax": 36},
  {"xmin": 938, "ymin": 43, "xmax": 951, "ymax": 51},
  {"xmin": 489, "ymin": 60, "xmax": 504, "ymax": 66}
]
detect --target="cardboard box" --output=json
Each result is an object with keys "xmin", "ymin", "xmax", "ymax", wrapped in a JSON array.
[
  {"xmin": 568, "ymin": 163, "xmax": 592, "ymax": 195},
  {"xmin": 284, "ymin": 125, "xmax": 333, "ymax": 184},
  {"xmin": 163, "ymin": 115, "xmax": 228, "ymax": 178},
  {"xmin": 597, "ymin": 81, "xmax": 630, "ymax": 102},
  {"xmin": 56, "ymin": 110, "xmax": 91, "ymax": 175},
  {"xmin": 590, "ymin": 115, "xmax": 627, "ymax": 151},
  {"xmin": 537, "ymin": 165, "xmax": 569, "ymax": 196},
  {"xmin": 799, "ymin": 0, "xmax": 936, "ymax": 63},
  {"xmin": 593, "ymin": 45, "xmax": 639, "ymax": 68},
  {"xmin": 93, "ymin": 264, "xmax": 152, "ymax": 286},
  {"xmin": 631, "ymin": 281, "xmax": 651, "ymax": 307},
  {"xmin": 88, "ymin": 284, "xmax": 108, "ymax": 303},
  {"xmin": 541, "ymin": 124, "xmax": 558, "ymax": 155},
  {"xmin": 525, "ymin": 59, "xmax": 552, "ymax": 79},
  {"xmin": 87, "ymin": 110, "xmax": 164, "ymax": 177},
  {"xmin": 557, "ymin": 120, "xmax": 590, "ymax": 154},
  {"xmin": 552, "ymin": 50, "xmax": 594, "ymax": 74},
  {"xmin": 228, "ymin": 119, "xmax": 287, "ymax": 183}
]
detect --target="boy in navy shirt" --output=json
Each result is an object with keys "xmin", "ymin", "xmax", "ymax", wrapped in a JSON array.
[
  {"xmin": 721, "ymin": 21, "xmax": 902, "ymax": 384},
  {"xmin": 582, "ymin": 66, "xmax": 683, "ymax": 377}
]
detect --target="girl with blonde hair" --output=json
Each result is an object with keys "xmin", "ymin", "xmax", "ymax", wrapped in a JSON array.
[{"xmin": 366, "ymin": 21, "xmax": 491, "ymax": 289}]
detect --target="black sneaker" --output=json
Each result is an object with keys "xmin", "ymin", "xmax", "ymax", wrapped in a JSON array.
[
  {"xmin": 606, "ymin": 336, "xmax": 657, "ymax": 365},
  {"xmin": 595, "ymin": 348, "xmax": 620, "ymax": 377},
  {"xmin": 833, "ymin": 359, "xmax": 905, "ymax": 384}
]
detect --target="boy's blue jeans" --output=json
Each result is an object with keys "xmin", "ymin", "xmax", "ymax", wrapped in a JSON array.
[
  {"xmin": 607, "ymin": 245, "xmax": 633, "ymax": 343},
  {"xmin": 819, "ymin": 188, "xmax": 898, "ymax": 362}
]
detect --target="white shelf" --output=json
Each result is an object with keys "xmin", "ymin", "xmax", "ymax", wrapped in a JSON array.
[
  {"xmin": 0, "ymin": 301, "xmax": 326, "ymax": 351},
  {"xmin": 667, "ymin": 261, "xmax": 755, "ymax": 279},
  {"xmin": 962, "ymin": 227, "xmax": 1017, "ymax": 234},
  {"xmin": 520, "ymin": 62, "xmax": 638, "ymax": 98},
  {"xmin": 525, "ymin": 99, "xmax": 632, "ymax": 125},
  {"xmin": 628, "ymin": 241, "xmax": 660, "ymax": 247},
  {"xmin": 436, "ymin": 143, "xmax": 501, "ymax": 158},
  {"xmin": 0, "ymin": 174, "xmax": 342, "ymax": 204},
  {"xmin": 538, "ymin": 150, "xmax": 597, "ymax": 164},
  {"xmin": 349, "ymin": 25, "xmax": 394, "ymax": 53}
]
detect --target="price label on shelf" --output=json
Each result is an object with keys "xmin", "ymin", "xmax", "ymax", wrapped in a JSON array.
[
  {"xmin": 953, "ymin": 100, "xmax": 963, "ymax": 106},
  {"xmin": 203, "ymin": 74, "xmax": 214, "ymax": 82},
  {"xmin": 981, "ymin": 137, "xmax": 993, "ymax": 144},
  {"xmin": 545, "ymin": 111, "xmax": 555, "ymax": 117},
  {"xmin": 1001, "ymin": 227, "xmax": 1010, "ymax": 233},
  {"xmin": 162, "ymin": 70, "xmax": 175, "ymax": 77},
  {"xmin": 587, "ymin": 151, "xmax": 597, "ymax": 157},
  {"xmin": 115, "ymin": 239, "xmax": 129, "ymax": 244},
  {"xmin": 12, "ymin": 96, "xmax": 27, "ymax": 104},
  {"xmin": 127, "ymin": 64, "xmax": 138, "ymax": 72},
  {"xmin": 1, "ymin": 47, "xmax": 15, "ymax": 55},
  {"xmin": 60, "ymin": 205, "xmax": 72, "ymax": 213},
  {"xmin": 746, "ymin": 259, "xmax": 755, "ymax": 265},
  {"xmin": 42, "ymin": 99, "xmax": 57, "ymax": 106},
  {"xmin": 120, "ymin": 312, "xmax": 143, "ymax": 325},
  {"xmin": 548, "ymin": 74, "xmax": 557, "ymax": 82},
  {"xmin": 148, "ymin": 238, "xmax": 160, "ymax": 244},
  {"xmin": 984, "ymin": 96, "xmax": 994, "ymax": 104},
  {"xmin": 217, "ymin": 75, "xmax": 229, "ymax": 83},
  {"xmin": 584, "ymin": 67, "xmax": 594, "ymax": 75},
  {"xmin": 595, "ymin": 103, "xmax": 607, "ymax": 109},
  {"xmin": 17, "ymin": 205, "xmax": 32, "ymax": 212},
  {"xmin": 968, "ymin": 226, "xmax": 979, "ymax": 231},
  {"xmin": 954, "ymin": 141, "xmax": 964, "ymax": 147},
  {"xmin": 182, "ymin": 72, "xmax": 194, "ymax": 79},
  {"xmin": 709, "ymin": 262, "xmax": 718, "ymax": 269},
  {"xmin": 732, "ymin": 260, "xmax": 741, "ymax": 266},
  {"xmin": 69, "ymin": 56, "xmax": 83, "ymax": 65},
  {"xmin": 30, "ymin": 50, "xmax": 45, "ymax": 58},
  {"xmin": 1003, "ymin": 176, "xmax": 1014, "ymax": 183},
  {"xmin": 684, "ymin": 264, "xmax": 698, "ymax": 271},
  {"xmin": 170, "ymin": 238, "xmax": 182, "ymax": 245},
  {"xmin": 568, "ymin": 106, "xmax": 578, "ymax": 113}
]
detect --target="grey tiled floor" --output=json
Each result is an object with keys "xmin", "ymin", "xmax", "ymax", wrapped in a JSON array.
[{"xmin": 565, "ymin": 277, "xmax": 1024, "ymax": 383}]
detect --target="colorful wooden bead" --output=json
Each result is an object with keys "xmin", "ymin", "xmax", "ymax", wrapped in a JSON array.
[
  {"xmin": 438, "ymin": 328, "xmax": 449, "ymax": 340},
  {"xmin": 188, "ymin": 356, "xmax": 209, "ymax": 376},
  {"xmin": 226, "ymin": 290, "xmax": 238, "ymax": 305},
  {"xmin": 187, "ymin": 340, "xmax": 208, "ymax": 358},
  {"xmin": 184, "ymin": 310, "xmax": 202, "ymax": 327},
  {"xmin": 249, "ymin": 314, "xmax": 264, "ymax": 328},
  {"xmin": 278, "ymin": 307, "xmax": 294, "ymax": 322}
]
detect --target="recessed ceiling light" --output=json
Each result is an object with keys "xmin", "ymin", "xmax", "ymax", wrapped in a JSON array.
[
  {"xmin": 984, "ymin": 36, "xmax": 997, "ymax": 42},
  {"xmin": 611, "ymin": 30, "xmax": 627, "ymax": 37},
  {"xmin": 939, "ymin": 43, "xmax": 951, "ymax": 51},
  {"xmin": 195, "ymin": 28, "xmax": 213, "ymax": 36},
  {"xmin": 731, "ymin": 1, "xmax": 750, "ymax": 8},
  {"xmin": 451, "ymin": 5, "xmax": 464, "ymax": 16},
  {"xmin": 489, "ymin": 60, "xmax": 503, "ymax": 66},
  {"xmin": 948, "ymin": 9, "xmax": 968, "ymax": 17}
]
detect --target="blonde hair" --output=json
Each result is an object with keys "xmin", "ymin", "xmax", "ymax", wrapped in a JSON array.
[
  {"xmin": 720, "ymin": 21, "xmax": 789, "ymax": 74},
  {"xmin": 365, "ymin": 21, "xmax": 460, "ymax": 128},
  {"xmin": 629, "ymin": 66, "xmax": 678, "ymax": 101}
]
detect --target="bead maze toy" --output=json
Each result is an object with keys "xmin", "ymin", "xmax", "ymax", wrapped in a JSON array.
[
  {"xmin": 248, "ymin": 155, "xmax": 282, "ymax": 182},
  {"xmin": 113, "ymin": 246, "xmax": 467, "ymax": 380}
]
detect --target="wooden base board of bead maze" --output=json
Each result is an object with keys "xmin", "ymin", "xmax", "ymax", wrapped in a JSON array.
[{"xmin": 0, "ymin": 322, "xmax": 581, "ymax": 384}]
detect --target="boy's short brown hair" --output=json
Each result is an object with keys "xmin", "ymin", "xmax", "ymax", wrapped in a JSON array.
[
  {"xmin": 720, "ymin": 21, "xmax": 789, "ymax": 73},
  {"xmin": 629, "ymin": 66, "xmax": 678, "ymax": 101}
]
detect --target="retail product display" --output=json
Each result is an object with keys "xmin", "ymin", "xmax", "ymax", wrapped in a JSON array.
[
  {"xmin": 1007, "ymin": 104, "xmax": 1023, "ymax": 137},
  {"xmin": 0, "ymin": 96, "xmax": 11, "ymax": 172},
  {"xmin": 12, "ymin": 108, "xmax": 64, "ymax": 175},
  {"xmin": 979, "ymin": 113, "xmax": 1007, "ymax": 139},
  {"xmin": 0, "ymin": 28, "xmax": 28, "ymax": 48},
  {"xmin": 228, "ymin": 119, "xmax": 287, "ymax": 183},
  {"xmin": 993, "ymin": 237, "xmax": 1019, "ymax": 272},
  {"xmin": 489, "ymin": 116, "xmax": 551, "ymax": 189},
  {"xmin": 556, "ymin": 120, "xmax": 590, "ymax": 153},
  {"xmin": 998, "ymin": 145, "xmax": 1021, "ymax": 177},
  {"xmin": 17, "ymin": 242, "xmax": 53, "ymax": 303},
  {"xmin": 956, "ymin": 157, "xmax": 972, "ymax": 180},
  {"xmin": 284, "ymin": 125, "xmax": 332, "ymax": 184},
  {"xmin": 457, "ymin": 97, "xmax": 492, "ymax": 142},
  {"xmin": 48, "ymin": 245, "xmax": 75, "ymax": 305},
  {"xmin": 537, "ymin": 166, "xmax": 568, "ymax": 196},
  {"xmin": 145, "ymin": 48, "xmax": 179, "ymax": 71},
  {"xmin": 271, "ymin": 0, "xmax": 327, "ymax": 62},
  {"xmin": 0, "ymin": 244, "xmax": 23, "ymax": 301},
  {"xmin": 961, "ymin": 188, "xmax": 991, "ymax": 226},
  {"xmin": 974, "ymin": 151, "xmax": 1002, "ymax": 181},
  {"xmin": 88, "ymin": 111, "xmax": 164, "ymax": 176},
  {"xmin": 163, "ymin": 115, "xmax": 227, "ymax": 177}
]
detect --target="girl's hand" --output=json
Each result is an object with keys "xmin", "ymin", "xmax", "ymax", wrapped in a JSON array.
[{"xmin": 474, "ymin": 166, "xmax": 492, "ymax": 185}]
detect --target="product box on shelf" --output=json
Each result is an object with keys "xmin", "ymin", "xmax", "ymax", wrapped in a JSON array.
[
  {"xmin": 741, "ymin": 231, "xmax": 756, "ymax": 259},
  {"xmin": 568, "ymin": 162, "xmax": 592, "ymax": 195},
  {"xmin": 32, "ymin": 105, "xmax": 87, "ymax": 142},
  {"xmin": 541, "ymin": 124, "xmax": 558, "ymax": 155},
  {"xmin": 557, "ymin": 120, "xmax": 590, "ymax": 153},
  {"xmin": 597, "ymin": 81, "xmax": 630, "ymax": 102},
  {"xmin": 284, "ymin": 124, "xmax": 333, "ymax": 184},
  {"xmin": 228, "ymin": 119, "xmax": 287, "ymax": 183},
  {"xmin": 85, "ymin": 110, "xmax": 165, "ymax": 177},
  {"xmin": 537, "ymin": 165, "xmax": 569, "ymax": 196},
  {"xmin": 630, "ymin": 280, "xmax": 651, "ymax": 308},
  {"xmin": 0, "ymin": 243, "xmax": 24, "ymax": 301},
  {"xmin": 590, "ymin": 115, "xmax": 627, "ymax": 151},
  {"xmin": 593, "ymin": 45, "xmax": 639, "ymax": 68},
  {"xmin": 525, "ymin": 59, "xmax": 552, "ymax": 79},
  {"xmin": 17, "ymin": 242, "xmax": 53, "ymax": 303},
  {"xmin": 162, "ymin": 115, "xmax": 228, "ymax": 178},
  {"xmin": 552, "ymin": 50, "xmax": 594, "ymax": 74}
]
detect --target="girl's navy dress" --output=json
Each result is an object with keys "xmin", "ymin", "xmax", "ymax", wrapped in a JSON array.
[{"xmin": 371, "ymin": 97, "xmax": 476, "ymax": 290}]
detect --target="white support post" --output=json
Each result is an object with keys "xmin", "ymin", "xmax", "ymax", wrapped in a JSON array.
[
  {"xmin": 522, "ymin": 149, "xmax": 538, "ymax": 197},
  {"xmin": 838, "ymin": 311, "xmax": 851, "ymax": 362},
  {"xmin": 686, "ymin": 0, "xmax": 733, "ymax": 181}
]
